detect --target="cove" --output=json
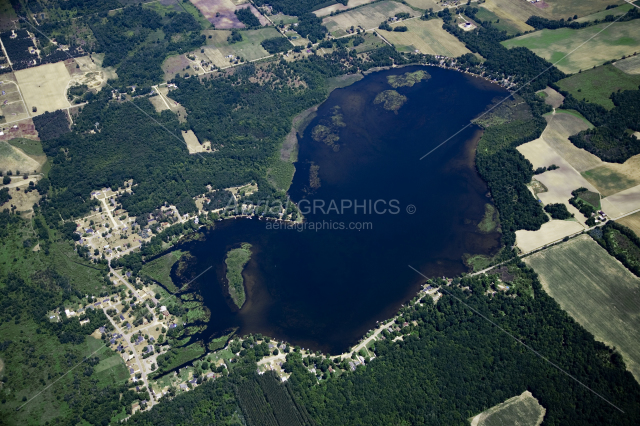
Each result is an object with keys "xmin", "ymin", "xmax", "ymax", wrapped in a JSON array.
[{"xmin": 172, "ymin": 66, "xmax": 507, "ymax": 354}]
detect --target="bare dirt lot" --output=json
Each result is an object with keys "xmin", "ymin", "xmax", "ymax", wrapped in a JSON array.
[
  {"xmin": 614, "ymin": 54, "xmax": 640, "ymax": 75},
  {"xmin": 515, "ymin": 219, "xmax": 584, "ymax": 253},
  {"xmin": 525, "ymin": 234, "xmax": 640, "ymax": 383},
  {"xmin": 191, "ymin": 0, "xmax": 257, "ymax": 29},
  {"xmin": 538, "ymin": 111, "xmax": 600, "ymax": 172},
  {"xmin": 539, "ymin": 86, "xmax": 564, "ymax": 109},
  {"xmin": 15, "ymin": 61, "xmax": 72, "ymax": 116},
  {"xmin": 517, "ymin": 136, "xmax": 597, "ymax": 220},
  {"xmin": 378, "ymin": 18, "xmax": 471, "ymax": 56},
  {"xmin": 182, "ymin": 130, "xmax": 210, "ymax": 154}
]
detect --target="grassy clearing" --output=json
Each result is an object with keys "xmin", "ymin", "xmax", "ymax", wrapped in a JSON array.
[
  {"xmin": 524, "ymin": 235, "xmax": 640, "ymax": 382},
  {"xmin": 322, "ymin": 1, "xmax": 415, "ymax": 37},
  {"xmin": 205, "ymin": 27, "xmax": 282, "ymax": 65},
  {"xmin": 152, "ymin": 342, "xmax": 206, "ymax": 378},
  {"xmin": 478, "ymin": 203, "xmax": 499, "ymax": 233},
  {"xmin": 8, "ymin": 137, "xmax": 45, "ymax": 157},
  {"xmin": 0, "ymin": 141, "xmax": 40, "ymax": 174},
  {"xmin": 225, "ymin": 243, "xmax": 252, "ymax": 309},
  {"xmin": 267, "ymin": 159, "xmax": 296, "ymax": 191},
  {"xmin": 576, "ymin": 3, "xmax": 633, "ymax": 23},
  {"xmin": 469, "ymin": 391, "xmax": 545, "ymax": 426},
  {"xmin": 557, "ymin": 64, "xmax": 640, "ymax": 109},
  {"xmin": 479, "ymin": 0, "xmax": 536, "ymax": 33},
  {"xmin": 176, "ymin": 0, "xmax": 213, "ymax": 29},
  {"xmin": 140, "ymin": 250, "xmax": 185, "ymax": 293},
  {"xmin": 15, "ymin": 62, "xmax": 72, "ymax": 116},
  {"xmin": 378, "ymin": 18, "xmax": 470, "ymax": 56},
  {"xmin": 475, "ymin": 6, "xmax": 528, "ymax": 36},
  {"xmin": 502, "ymin": 21, "xmax": 640, "ymax": 74},
  {"xmin": 271, "ymin": 13, "xmax": 298, "ymax": 25},
  {"xmin": 543, "ymin": 0, "xmax": 625, "ymax": 20}
]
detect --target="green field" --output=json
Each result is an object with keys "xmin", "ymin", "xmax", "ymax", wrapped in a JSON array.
[
  {"xmin": 525, "ymin": 235, "xmax": 640, "ymax": 382},
  {"xmin": 469, "ymin": 391, "xmax": 545, "ymax": 426},
  {"xmin": 502, "ymin": 20, "xmax": 640, "ymax": 74},
  {"xmin": 140, "ymin": 250, "xmax": 185, "ymax": 293},
  {"xmin": 205, "ymin": 27, "xmax": 283, "ymax": 64},
  {"xmin": 576, "ymin": 3, "xmax": 633, "ymax": 23},
  {"xmin": 8, "ymin": 138, "xmax": 45, "ymax": 157},
  {"xmin": 557, "ymin": 64, "xmax": 640, "ymax": 109},
  {"xmin": 267, "ymin": 159, "xmax": 296, "ymax": 191},
  {"xmin": 225, "ymin": 243, "xmax": 252, "ymax": 309},
  {"xmin": 475, "ymin": 7, "xmax": 523, "ymax": 36}
]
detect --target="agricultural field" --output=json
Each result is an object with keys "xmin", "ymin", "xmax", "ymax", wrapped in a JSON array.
[
  {"xmin": 515, "ymin": 219, "xmax": 584, "ymax": 253},
  {"xmin": 557, "ymin": 63, "xmax": 640, "ymax": 109},
  {"xmin": 314, "ymin": 0, "xmax": 379, "ymax": 17},
  {"xmin": 190, "ymin": 0, "xmax": 261, "ymax": 29},
  {"xmin": 614, "ymin": 54, "xmax": 640, "ymax": 75},
  {"xmin": 203, "ymin": 27, "xmax": 282, "ymax": 67},
  {"xmin": 378, "ymin": 18, "xmax": 471, "ymax": 57},
  {"xmin": 15, "ymin": 62, "xmax": 72, "ymax": 116},
  {"xmin": 600, "ymin": 184, "xmax": 640, "ymax": 218},
  {"xmin": 322, "ymin": 1, "xmax": 415, "ymax": 37},
  {"xmin": 542, "ymin": 0, "xmax": 626, "ymax": 20},
  {"xmin": 618, "ymin": 211, "xmax": 640, "ymax": 236},
  {"xmin": 525, "ymin": 234, "xmax": 640, "ymax": 382},
  {"xmin": 537, "ymin": 86, "xmax": 564, "ymax": 108},
  {"xmin": 582, "ymin": 154, "xmax": 640, "ymax": 196},
  {"xmin": 502, "ymin": 20, "xmax": 640, "ymax": 74},
  {"xmin": 576, "ymin": 3, "xmax": 633, "ymax": 23},
  {"xmin": 477, "ymin": 0, "xmax": 535, "ymax": 34},
  {"xmin": 405, "ymin": 0, "xmax": 443, "ymax": 12},
  {"xmin": 475, "ymin": 6, "xmax": 529, "ymax": 36},
  {"xmin": 468, "ymin": 391, "xmax": 545, "ymax": 426}
]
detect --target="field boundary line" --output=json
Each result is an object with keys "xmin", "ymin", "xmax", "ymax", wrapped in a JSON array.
[
  {"xmin": 418, "ymin": 10, "xmax": 632, "ymax": 160},
  {"xmin": 408, "ymin": 264, "xmax": 626, "ymax": 413}
]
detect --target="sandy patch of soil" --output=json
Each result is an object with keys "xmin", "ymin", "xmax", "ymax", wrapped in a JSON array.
[{"xmin": 516, "ymin": 219, "xmax": 584, "ymax": 253}]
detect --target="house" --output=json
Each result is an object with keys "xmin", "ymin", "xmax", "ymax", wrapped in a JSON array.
[
  {"xmin": 162, "ymin": 311, "xmax": 170, "ymax": 317},
  {"xmin": 129, "ymin": 368, "xmax": 134, "ymax": 374},
  {"xmin": 147, "ymin": 345, "xmax": 154, "ymax": 352},
  {"xmin": 80, "ymin": 318, "xmax": 90, "ymax": 326},
  {"xmin": 99, "ymin": 326, "xmax": 106, "ymax": 333},
  {"xmin": 169, "ymin": 323, "xmax": 177, "ymax": 329},
  {"xmin": 160, "ymin": 306, "xmax": 167, "ymax": 312},
  {"xmin": 180, "ymin": 384, "xmax": 188, "ymax": 390},
  {"xmin": 120, "ymin": 315, "xmax": 125, "ymax": 321},
  {"xmin": 149, "ymin": 336, "xmax": 155, "ymax": 343}
]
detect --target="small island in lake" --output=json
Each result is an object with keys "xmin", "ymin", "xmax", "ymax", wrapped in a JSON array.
[
  {"xmin": 374, "ymin": 90, "xmax": 407, "ymax": 112},
  {"xmin": 387, "ymin": 70, "xmax": 430, "ymax": 88},
  {"xmin": 225, "ymin": 243, "xmax": 252, "ymax": 309}
]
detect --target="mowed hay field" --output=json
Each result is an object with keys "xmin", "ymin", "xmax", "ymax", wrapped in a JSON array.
[
  {"xmin": 502, "ymin": 21, "xmax": 640, "ymax": 74},
  {"xmin": 478, "ymin": 0, "xmax": 536, "ymax": 33},
  {"xmin": 15, "ymin": 62, "xmax": 72, "ymax": 116},
  {"xmin": 557, "ymin": 64, "xmax": 640, "ymax": 109},
  {"xmin": 542, "ymin": 0, "xmax": 625, "ymax": 19},
  {"xmin": 322, "ymin": 1, "xmax": 415, "ymax": 36},
  {"xmin": 525, "ymin": 234, "xmax": 640, "ymax": 382},
  {"xmin": 469, "ymin": 391, "xmax": 545, "ymax": 426},
  {"xmin": 379, "ymin": 19, "xmax": 471, "ymax": 57},
  {"xmin": 582, "ymin": 154, "xmax": 640, "ymax": 197},
  {"xmin": 203, "ymin": 28, "xmax": 281, "ymax": 67},
  {"xmin": 614, "ymin": 54, "xmax": 640, "ymax": 75}
]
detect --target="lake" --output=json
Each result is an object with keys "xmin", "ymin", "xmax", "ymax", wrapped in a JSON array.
[{"xmin": 172, "ymin": 66, "xmax": 507, "ymax": 354}]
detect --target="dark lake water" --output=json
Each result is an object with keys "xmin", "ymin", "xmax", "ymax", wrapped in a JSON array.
[{"xmin": 173, "ymin": 66, "xmax": 507, "ymax": 354}]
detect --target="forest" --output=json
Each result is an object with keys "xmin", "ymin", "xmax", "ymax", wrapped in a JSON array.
[
  {"xmin": 121, "ymin": 262, "xmax": 640, "ymax": 425},
  {"xmin": 563, "ymin": 89, "xmax": 640, "ymax": 163},
  {"xmin": 32, "ymin": 109, "xmax": 70, "ymax": 140},
  {"xmin": 235, "ymin": 7, "xmax": 261, "ymax": 28},
  {"xmin": 591, "ymin": 221, "xmax": 640, "ymax": 276}
]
